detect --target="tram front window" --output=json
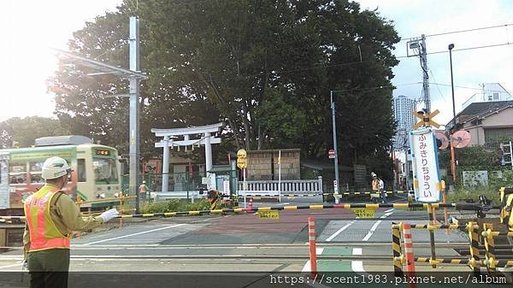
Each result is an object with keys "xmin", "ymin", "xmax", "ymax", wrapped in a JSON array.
[{"xmin": 93, "ymin": 158, "xmax": 118, "ymax": 184}]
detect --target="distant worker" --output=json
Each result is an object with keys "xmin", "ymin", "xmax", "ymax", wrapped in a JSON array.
[
  {"xmin": 378, "ymin": 176, "xmax": 386, "ymax": 203},
  {"xmin": 139, "ymin": 180, "xmax": 149, "ymax": 201},
  {"xmin": 371, "ymin": 172, "xmax": 386, "ymax": 203},
  {"xmin": 23, "ymin": 156, "xmax": 119, "ymax": 288}
]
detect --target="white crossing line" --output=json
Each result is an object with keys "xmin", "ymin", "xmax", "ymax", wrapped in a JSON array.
[
  {"xmin": 362, "ymin": 220, "xmax": 382, "ymax": 242},
  {"xmin": 0, "ymin": 262, "xmax": 22, "ymax": 269},
  {"xmin": 82, "ymin": 224, "xmax": 186, "ymax": 245},
  {"xmin": 351, "ymin": 248, "xmax": 365, "ymax": 272},
  {"xmin": 301, "ymin": 247, "xmax": 324, "ymax": 272},
  {"xmin": 325, "ymin": 221, "xmax": 355, "ymax": 242}
]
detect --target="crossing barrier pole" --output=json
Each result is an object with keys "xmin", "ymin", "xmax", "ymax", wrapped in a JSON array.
[
  {"xmin": 441, "ymin": 181, "xmax": 448, "ymax": 226},
  {"xmin": 308, "ymin": 216, "xmax": 317, "ymax": 275},
  {"xmin": 427, "ymin": 204, "xmax": 437, "ymax": 268},
  {"xmin": 402, "ymin": 223, "xmax": 416, "ymax": 288},
  {"xmin": 392, "ymin": 223, "xmax": 403, "ymax": 277},
  {"xmin": 467, "ymin": 221, "xmax": 480, "ymax": 273}
]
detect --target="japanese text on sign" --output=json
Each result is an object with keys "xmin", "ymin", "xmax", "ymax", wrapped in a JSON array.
[
  {"xmin": 410, "ymin": 127, "xmax": 441, "ymax": 203},
  {"xmin": 258, "ymin": 210, "xmax": 280, "ymax": 219}
]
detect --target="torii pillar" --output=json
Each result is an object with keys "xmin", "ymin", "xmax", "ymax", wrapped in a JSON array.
[{"xmin": 151, "ymin": 123, "xmax": 223, "ymax": 193}]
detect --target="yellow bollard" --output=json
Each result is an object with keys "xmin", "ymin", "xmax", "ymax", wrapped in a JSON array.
[
  {"xmin": 482, "ymin": 223, "xmax": 496, "ymax": 272},
  {"xmin": 467, "ymin": 221, "xmax": 480, "ymax": 273}
]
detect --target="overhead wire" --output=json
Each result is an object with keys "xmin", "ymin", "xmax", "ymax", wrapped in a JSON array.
[{"xmin": 401, "ymin": 23, "xmax": 513, "ymax": 41}]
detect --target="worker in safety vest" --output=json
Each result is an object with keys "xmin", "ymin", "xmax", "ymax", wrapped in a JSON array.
[
  {"xmin": 370, "ymin": 172, "xmax": 386, "ymax": 203},
  {"xmin": 23, "ymin": 156, "xmax": 119, "ymax": 288},
  {"xmin": 139, "ymin": 180, "xmax": 149, "ymax": 201}
]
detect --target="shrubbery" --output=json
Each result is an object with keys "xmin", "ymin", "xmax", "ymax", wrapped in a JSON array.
[{"xmin": 140, "ymin": 199, "xmax": 211, "ymax": 214}]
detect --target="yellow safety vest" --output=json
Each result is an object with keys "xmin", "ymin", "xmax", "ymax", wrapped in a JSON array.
[
  {"xmin": 24, "ymin": 186, "xmax": 71, "ymax": 252},
  {"xmin": 139, "ymin": 184, "xmax": 147, "ymax": 193},
  {"xmin": 371, "ymin": 179, "xmax": 379, "ymax": 191}
]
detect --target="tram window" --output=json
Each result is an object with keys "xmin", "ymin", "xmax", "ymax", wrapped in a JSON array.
[
  {"xmin": 30, "ymin": 173, "xmax": 44, "ymax": 184},
  {"xmin": 9, "ymin": 162, "xmax": 27, "ymax": 184},
  {"xmin": 10, "ymin": 174, "xmax": 27, "ymax": 184},
  {"xmin": 77, "ymin": 159, "xmax": 86, "ymax": 182},
  {"xmin": 30, "ymin": 161, "xmax": 43, "ymax": 172}
]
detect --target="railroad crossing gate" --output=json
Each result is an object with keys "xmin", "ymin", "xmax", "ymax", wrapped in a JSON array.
[{"xmin": 409, "ymin": 127, "xmax": 442, "ymax": 203}]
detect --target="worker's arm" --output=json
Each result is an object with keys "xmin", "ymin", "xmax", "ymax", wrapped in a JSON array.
[{"xmin": 53, "ymin": 193, "xmax": 104, "ymax": 233}]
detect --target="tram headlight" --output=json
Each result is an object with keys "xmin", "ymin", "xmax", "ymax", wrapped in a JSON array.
[{"xmin": 96, "ymin": 193, "xmax": 106, "ymax": 199}]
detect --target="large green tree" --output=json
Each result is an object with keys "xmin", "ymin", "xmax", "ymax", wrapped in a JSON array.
[
  {"xmin": 0, "ymin": 117, "xmax": 69, "ymax": 148},
  {"xmin": 49, "ymin": 0, "xmax": 399, "ymax": 167}
]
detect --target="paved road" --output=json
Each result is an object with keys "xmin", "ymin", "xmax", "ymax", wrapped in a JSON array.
[{"xmin": 0, "ymin": 199, "xmax": 490, "ymax": 288}]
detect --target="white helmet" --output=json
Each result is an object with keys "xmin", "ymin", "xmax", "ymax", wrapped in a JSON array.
[
  {"xmin": 371, "ymin": 172, "xmax": 377, "ymax": 178},
  {"xmin": 42, "ymin": 156, "xmax": 71, "ymax": 180}
]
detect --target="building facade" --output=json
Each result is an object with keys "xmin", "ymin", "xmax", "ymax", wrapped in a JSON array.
[
  {"xmin": 462, "ymin": 83, "xmax": 512, "ymax": 110},
  {"xmin": 393, "ymin": 95, "xmax": 416, "ymax": 150}
]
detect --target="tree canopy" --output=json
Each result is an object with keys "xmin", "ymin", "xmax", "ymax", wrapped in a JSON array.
[
  {"xmin": 0, "ymin": 117, "xmax": 69, "ymax": 148},
  {"xmin": 47, "ymin": 0, "xmax": 400, "ymax": 167}
]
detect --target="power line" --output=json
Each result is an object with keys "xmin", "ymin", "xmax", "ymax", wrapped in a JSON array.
[
  {"xmin": 429, "ymin": 82, "xmax": 513, "ymax": 94},
  {"xmin": 401, "ymin": 23, "xmax": 513, "ymax": 41},
  {"xmin": 396, "ymin": 41, "xmax": 513, "ymax": 58}
]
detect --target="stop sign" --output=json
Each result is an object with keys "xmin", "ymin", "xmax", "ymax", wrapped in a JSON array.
[{"xmin": 328, "ymin": 149, "xmax": 336, "ymax": 159}]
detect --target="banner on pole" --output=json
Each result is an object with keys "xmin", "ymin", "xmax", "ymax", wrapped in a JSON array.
[{"xmin": 410, "ymin": 127, "xmax": 442, "ymax": 203}]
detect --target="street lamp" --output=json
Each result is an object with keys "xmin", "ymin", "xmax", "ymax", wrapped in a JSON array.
[
  {"xmin": 448, "ymin": 43, "xmax": 457, "ymax": 182},
  {"xmin": 330, "ymin": 91, "xmax": 341, "ymax": 203}
]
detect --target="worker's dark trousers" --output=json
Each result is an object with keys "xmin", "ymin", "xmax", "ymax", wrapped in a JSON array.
[{"xmin": 27, "ymin": 249, "xmax": 70, "ymax": 288}]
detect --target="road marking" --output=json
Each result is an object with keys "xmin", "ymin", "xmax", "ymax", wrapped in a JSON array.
[
  {"xmin": 351, "ymin": 248, "xmax": 364, "ymax": 272},
  {"xmin": 301, "ymin": 248, "xmax": 324, "ymax": 272},
  {"xmin": 362, "ymin": 220, "xmax": 382, "ymax": 242},
  {"xmin": 0, "ymin": 263, "xmax": 22, "ymax": 269},
  {"xmin": 83, "ymin": 224, "xmax": 186, "ymax": 245},
  {"xmin": 325, "ymin": 221, "xmax": 354, "ymax": 242},
  {"xmin": 380, "ymin": 208, "xmax": 394, "ymax": 219}
]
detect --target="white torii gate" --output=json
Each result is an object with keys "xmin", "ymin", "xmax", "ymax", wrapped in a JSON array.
[{"xmin": 151, "ymin": 123, "xmax": 223, "ymax": 193}]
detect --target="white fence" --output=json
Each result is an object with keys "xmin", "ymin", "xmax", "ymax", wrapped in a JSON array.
[
  {"xmin": 151, "ymin": 176, "xmax": 323, "ymax": 204},
  {"xmin": 152, "ymin": 191, "xmax": 206, "ymax": 202},
  {"xmin": 237, "ymin": 176, "xmax": 323, "ymax": 198}
]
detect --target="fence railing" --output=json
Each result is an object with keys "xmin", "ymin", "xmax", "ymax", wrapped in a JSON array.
[{"xmin": 237, "ymin": 176, "xmax": 322, "ymax": 195}]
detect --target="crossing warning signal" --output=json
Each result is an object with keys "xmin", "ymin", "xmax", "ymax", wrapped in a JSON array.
[{"xmin": 413, "ymin": 109, "xmax": 440, "ymax": 129}]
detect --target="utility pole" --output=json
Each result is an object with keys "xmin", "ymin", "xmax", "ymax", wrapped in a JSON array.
[
  {"xmin": 448, "ymin": 43, "xmax": 457, "ymax": 183},
  {"xmin": 55, "ymin": 17, "xmax": 147, "ymax": 214},
  {"xmin": 129, "ymin": 17, "xmax": 141, "ymax": 213},
  {"xmin": 420, "ymin": 34, "xmax": 430, "ymax": 113},
  {"xmin": 330, "ymin": 91, "xmax": 340, "ymax": 203},
  {"xmin": 407, "ymin": 34, "xmax": 431, "ymax": 113}
]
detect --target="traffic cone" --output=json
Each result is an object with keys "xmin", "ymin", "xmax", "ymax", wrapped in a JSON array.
[{"xmin": 248, "ymin": 198, "xmax": 253, "ymax": 211}]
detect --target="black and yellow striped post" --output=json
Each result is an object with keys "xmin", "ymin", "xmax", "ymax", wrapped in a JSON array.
[
  {"xmin": 392, "ymin": 223, "xmax": 403, "ymax": 277},
  {"xmin": 415, "ymin": 257, "xmax": 470, "ymax": 265},
  {"xmin": 466, "ymin": 221, "xmax": 480, "ymax": 273},
  {"xmin": 427, "ymin": 204, "xmax": 438, "ymax": 268},
  {"xmin": 482, "ymin": 223, "xmax": 496, "ymax": 272}
]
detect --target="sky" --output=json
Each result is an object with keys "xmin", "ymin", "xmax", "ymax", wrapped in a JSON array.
[
  {"xmin": 0, "ymin": 0, "xmax": 123, "ymax": 122},
  {"xmin": 1, "ymin": 0, "xmax": 512, "ymax": 125}
]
